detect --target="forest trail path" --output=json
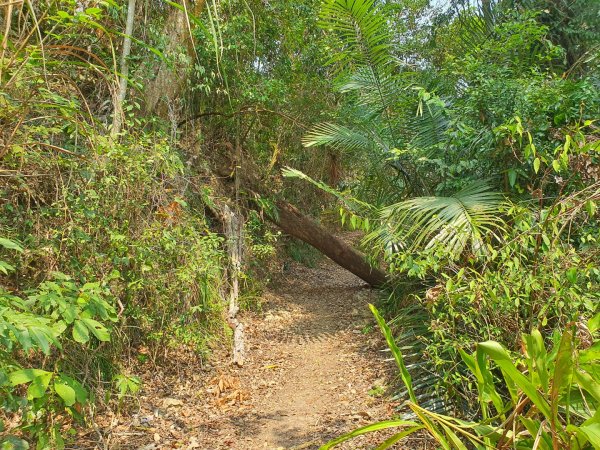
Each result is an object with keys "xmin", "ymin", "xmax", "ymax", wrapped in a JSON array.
[
  {"xmin": 202, "ymin": 257, "xmax": 397, "ymax": 449},
  {"xmin": 98, "ymin": 255, "xmax": 400, "ymax": 449}
]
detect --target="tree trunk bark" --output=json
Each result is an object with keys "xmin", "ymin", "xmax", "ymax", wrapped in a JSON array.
[
  {"xmin": 143, "ymin": 0, "xmax": 204, "ymax": 118},
  {"xmin": 272, "ymin": 201, "xmax": 387, "ymax": 287}
]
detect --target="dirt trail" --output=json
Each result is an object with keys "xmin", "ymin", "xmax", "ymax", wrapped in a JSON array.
[
  {"xmin": 95, "ymin": 257, "xmax": 401, "ymax": 449},
  {"xmin": 207, "ymin": 258, "xmax": 396, "ymax": 449}
]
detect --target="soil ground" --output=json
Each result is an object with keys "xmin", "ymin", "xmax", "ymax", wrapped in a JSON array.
[{"xmin": 91, "ymin": 256, "xmax": 430, "ymax": 449}]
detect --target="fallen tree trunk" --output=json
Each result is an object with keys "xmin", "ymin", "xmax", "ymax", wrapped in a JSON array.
[
  {"xmin": 204, "ymin": 146, "xmax": 387, "ymax": 287},
  {"xmin": 272, "ymin": 201, "xmax": 387, "ymax": 287}
]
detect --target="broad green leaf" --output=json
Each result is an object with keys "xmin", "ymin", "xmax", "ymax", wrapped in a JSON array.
[
  {"xmin": 524, "ymin": 329, "xmax": 548, "ymax": 391},
  {"xmin": 82, "ymin": 318, "xmax": 110, "ymax": 342},
  {"xmin": 27, "ymin": 372, "xmax": 53, "ymax": 400},
  {"xmin": 9, "ymin": 369, "xmax": 51, "ymax": 386},
  {"xmin": 551, "ymin": 328, "xmax": 574, "ymax": 423},
  {"xmin": 574, "ymin": 370, "xmax": 600, "ymax": 403},
  {"xmin": 479, "ymin": 341, "xmax": 552, "ymax": 420},
  {"xmin": 533, "ymin": 157, "xmax": 540, "ymax": 173},
  {"xmin": 475, "ymin": 347, "xmax": 505, "ymax": 417},
  {"xmin": 589, "ymin": 313, "xmax": 600, "ymax": 334},
  {"xmin": 58, "ymin": 374, "xmax": 88, "ymax": 404},
  {"xmin": 72, "ymin": 320, "xmax": 90, "ymax": 343},
  {"xmin": 29, "ymin": 327, "xmax": 53, "ymax": 355},
  {"xmin": 580, "ymin": 423, "xmax": 600, "ymax": 450},
  {"xmin": 54, "ymin": 382, "xmax": 76, "ymax": 406}
]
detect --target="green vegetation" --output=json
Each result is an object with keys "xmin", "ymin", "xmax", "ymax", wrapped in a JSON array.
[
  {"xmin": 1, "ymin": 0, "xmax": 598, "ymax": 448},
  {"xmin": 307, "ymin": 0, "xmax": 600, "ymax": 448}
]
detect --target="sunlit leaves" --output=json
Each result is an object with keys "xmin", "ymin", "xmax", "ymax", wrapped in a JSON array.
[{"xmin": 376, "ymin": 181, "xmax": 506, "ymax": 258}]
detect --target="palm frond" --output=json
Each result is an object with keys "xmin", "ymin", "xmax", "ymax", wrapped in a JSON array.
[
  {"xmin": 410, "ymin": 105, "xmax": 449, "ymax": 152},
  {"xmin": 302, "ymin": 122, "xmax": 375, "ymax": 153},
  {"xmin": 320, "ymin": 0, "xmax": 392, "ymax": 73},
  {"xmin": 377, "ymin": 181, "xmax": 506, "ymax": 257},
  {"xmin": 337, "ymin": 68, "xmax": 404, "ymax": 112},
  {"xmin": 282, "ymin": 166, "xmax": 375, "ymax": 214}
]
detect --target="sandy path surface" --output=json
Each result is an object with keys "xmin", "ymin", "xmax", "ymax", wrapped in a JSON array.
[
  {"xmin": 222, "ymin": 259, "xmax": 394, "ymax": 449},
  {"xmin": 94, "ymin": 257, "xmax": 415, "ymax": 449}
]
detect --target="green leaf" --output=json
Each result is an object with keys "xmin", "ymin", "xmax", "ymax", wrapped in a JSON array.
[
  {"xmin": 9, "ymin": 369, "xmax": 51, "ymax": 386},
  {"xmin": 370, "ymin": 304, "xmax": 416, "ymax": 403},
  {"xmin": 478, "ymin": 341, "xmax": 552, "ymax": 420},
  {"xmin": 551, "ymin": 328, "xmax": 574, "ymax": 425},
  {"xmin": 54, "ymin": 382, "xmax": 76, "ymax": 406},
  {"xmin": 589, "ymin": 314, "xmax": 600, "ymax": 334},
  {"xmin": 27, "ymin": 372, "xmax": 53, "ymax": 400},
  {"xmin": 508, "ymin": 169, "xmax": 517, "ymax": 187},
  {"xmin": 82, "ymin": 318, "xmax": 110, "ymax": 342},
  {"xmin": 0, "ymin": 435, "xmax": 30, "ymax": 449},
  {"xmin": 0, "ymin": 238, "xmax": 23, "ymax": 253},
  {"xmin": 374, "ymin": 426, "xmax": 425, "ymax": 450},
  {"xmin": 585, "ymin": 200, "xmax": 597, "ymax": 217},
  {"xmin": 319, "ymin": 420, "xmax": 419, "ymax": 450},
  {"xmin": 440, "ymin": 424, "xmax": 468, "ymax": 450},
  {"xmin": 58, "ymin": 374, "xmax": 88, "ymax": 404},
  {"xmin": 574, "ymin": 370, "xmax": 600, "ymax": 403},
  {"xmin": 580, "ymin": 423, "xmax": 600, "ymax": 450},
  {"xmin": 72, "ymin": 320, "xmax": 90, "ymax": 343},
  {"xmin": 0, "ymin": 260, "xmax": 15, "ymax": 275},
  {"xmin": 565, "ymin": 267, "xmax": 578, "ymax": 283},
  {"xmin": 533, "ymin": 157, "xmax": 541, "ymax": 174},
  {"xmin": 552, "ymin": 159, "xmax": 561, "ymax": 172}
]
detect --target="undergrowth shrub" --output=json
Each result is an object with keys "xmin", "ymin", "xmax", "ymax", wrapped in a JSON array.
[
  {"xmin": 0, "ymin": 2, "xmax": 230, "ymax": 446},
  {"xmin": 322, "ymin": 306, "xmax": 600, "ymax": 449}
]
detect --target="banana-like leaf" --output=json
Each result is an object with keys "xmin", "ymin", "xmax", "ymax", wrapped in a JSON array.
[
  {"xmin": 318, "ymin": 419, "xmax": 420, "ymax": 450},
  {"xmin": 479, "ymin": 341, "xmax": 552, "ymax": 421}
]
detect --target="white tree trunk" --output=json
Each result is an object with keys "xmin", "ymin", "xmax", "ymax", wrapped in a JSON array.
[
  {"xmin": 223, "ymin": 205, "xmax": 245, "ymax": 366},
  {"xmin": 112, "ymin": 0, "xmax": 136, "ymax": 136}
]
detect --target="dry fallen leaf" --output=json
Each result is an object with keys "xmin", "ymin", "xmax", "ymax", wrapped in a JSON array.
[{"xmin": 162, "ymin": 397, "xmax": 184, "ymax": 408}]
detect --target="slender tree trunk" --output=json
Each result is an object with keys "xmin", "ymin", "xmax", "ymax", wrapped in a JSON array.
[
  {"xmin": 112, "ymin": 0, "xmax": 136, "ymax": 135},
  {"xmin": 272, "ymin": 201, "xmax": 387, "ymax": 287},
  {"xmin": 223, "ymin": 205, "xmax": 245, "ymax": 366}
]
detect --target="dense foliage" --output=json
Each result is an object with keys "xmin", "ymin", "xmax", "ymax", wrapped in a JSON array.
[
  {"xmin": 303, "ymin": 0, "xmax": 600, "ymax": 448},
  {"xmin": 1, "ymin": 0, "xmax": 599, "ymax": 448}
]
